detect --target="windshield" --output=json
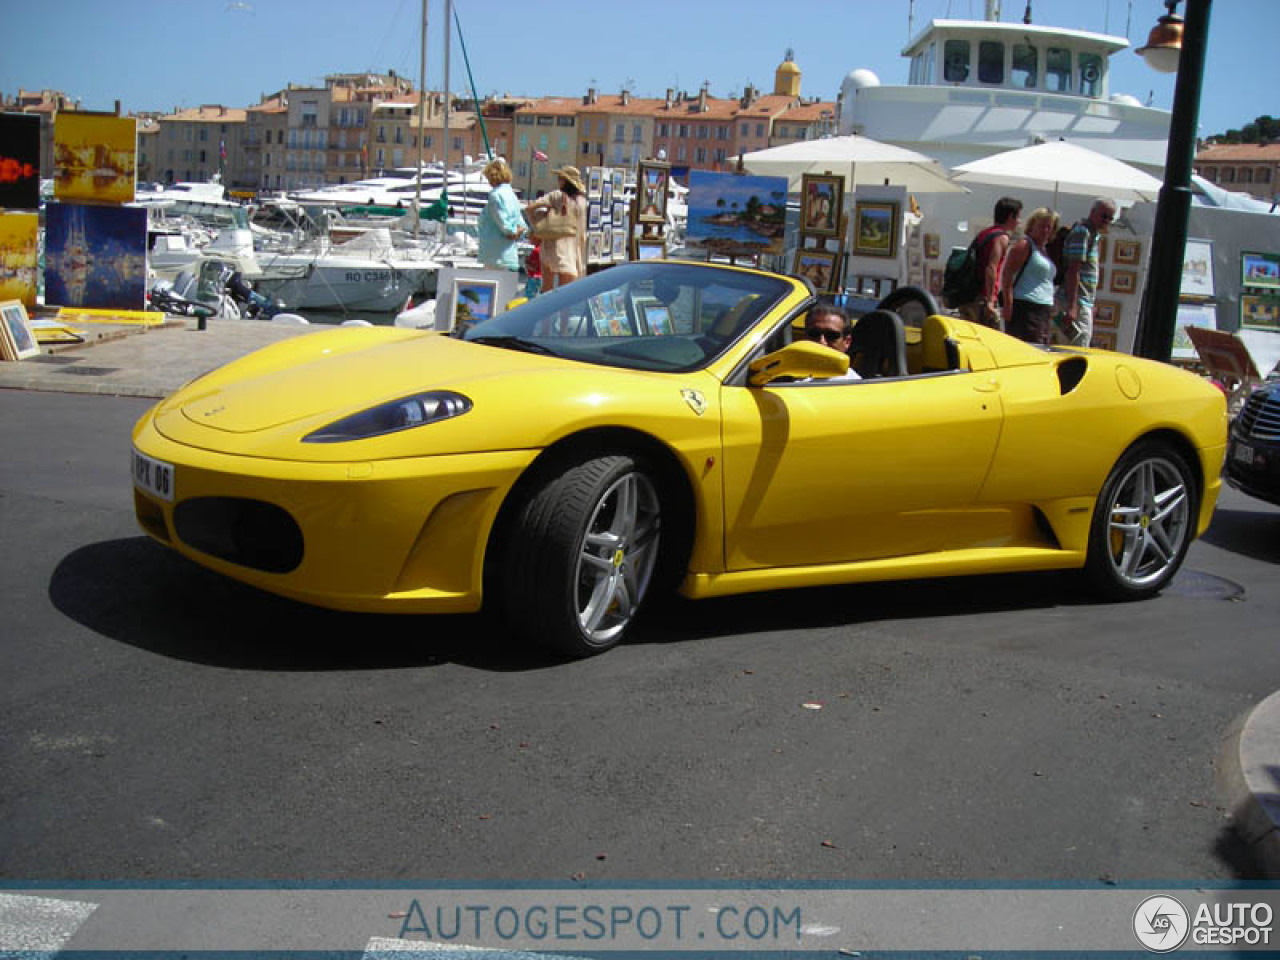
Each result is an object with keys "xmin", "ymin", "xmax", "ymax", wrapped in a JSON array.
[{"xmin": 461, "ymin": 262, "xmax": 793, "ymax": 373}]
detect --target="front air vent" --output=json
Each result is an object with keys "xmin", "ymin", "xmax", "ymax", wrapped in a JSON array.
[
  {"xmin": 174, "ymin": 497, "xmax": 303, "ymax": 573},
  {"xmin": 1056, "ymin": 356, "xmax": 1087, "ymax": 395},
  {"xmin": 1238, "ymin": 389, "xmax": 1280, "ymax": 440}
]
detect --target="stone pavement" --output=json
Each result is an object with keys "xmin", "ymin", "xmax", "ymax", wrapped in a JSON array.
[{"xmin": 0, "ymin": 315, "xmax": 317, "ymax": 399}]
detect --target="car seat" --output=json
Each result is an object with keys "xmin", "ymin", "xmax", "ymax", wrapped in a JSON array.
[{"xmin": 848, "ymin": 309, "xmax": 907, "ymax": 378}]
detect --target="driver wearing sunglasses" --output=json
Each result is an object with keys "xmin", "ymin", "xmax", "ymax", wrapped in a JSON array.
[{"xmin": 800, "ymin": 303, "xmax": 860, "ymax": 380}]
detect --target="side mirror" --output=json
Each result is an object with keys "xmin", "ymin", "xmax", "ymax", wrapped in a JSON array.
[{"xmin": 749, "ymin": 340, "xmax": 850, "ymax": 386}]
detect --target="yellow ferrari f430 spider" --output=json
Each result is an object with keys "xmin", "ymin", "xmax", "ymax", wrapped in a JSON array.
[{"xmin": 132, "ymin": 262, "xmax": 1227, "ymax": 657}]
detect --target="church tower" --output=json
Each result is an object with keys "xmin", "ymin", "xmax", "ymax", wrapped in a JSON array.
[{"xmin": 774, "ymin": 48, "xmax": 801, "ymax": 97}]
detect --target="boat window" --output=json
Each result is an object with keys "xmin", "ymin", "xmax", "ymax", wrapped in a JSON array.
[
  {"xmin": 1046, "ymin": 48, "xmax": 1073, "ymax": 92},
  {"xmin": 922, "ymin": 43, "xmax": 936, "ymax": 84},
  {"xmin": 978, "ymin": 42, "xmax": 1004, "ymax": 84},
  {"xmin": 944, "ymin": 40, "xmax": 970, "ymax": 82},
  {"xmin": 1078, "ymin": 52, "xmax": 1104, "ymax": 97},
  {"xmin": 1012, "ymin": 44, "xmax": 1038, "ymax": 88},
  {"xmin": 910, "ymin": 52, "xmax": 923, "ymax": 84}
]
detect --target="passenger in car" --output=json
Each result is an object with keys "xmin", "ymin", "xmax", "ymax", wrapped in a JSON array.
[{"xmin": 800, "ymin": 303, "xmax": 861, "ymax": 380}]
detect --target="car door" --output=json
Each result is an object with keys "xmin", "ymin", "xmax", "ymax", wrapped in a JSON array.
[{"xmin": 718, "ymin": 370, "xmax": 1003, "ymax": 571}]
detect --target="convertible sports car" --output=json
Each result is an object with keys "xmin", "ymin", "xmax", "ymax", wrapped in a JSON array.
[{"xmin": 132, "ymin": 261, "xmax": 1227, "ymax": 657}]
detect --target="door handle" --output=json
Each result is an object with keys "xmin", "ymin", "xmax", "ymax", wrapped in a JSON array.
[{"xmin": 973, "ymin": 377, "xmax": 1000, "ymax": 393}]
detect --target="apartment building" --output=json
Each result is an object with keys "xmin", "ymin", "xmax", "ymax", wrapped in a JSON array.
[
  {"xmin": 155, "ymin": 104, "xmax": 248, "ymax": 186},
  {"xmin": 512, "ymin": 97, "xmax": 580, "ymax": 198},
  {"xmin": 1195, "ymin": 143, "xmax": 1280, "ymax": 202}
]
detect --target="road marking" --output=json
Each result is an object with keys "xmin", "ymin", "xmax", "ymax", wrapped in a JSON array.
[{"xmin": 0, "ymin": 892, "xmax": 98, "ymax": 955}]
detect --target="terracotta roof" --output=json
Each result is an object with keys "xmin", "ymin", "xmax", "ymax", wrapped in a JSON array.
[
  {"xmin": 1196, "ymin": 143, "xmax": 1280, "ymax": 161},
  {"xmin": 778, "ymin": 100, "xmax": 837, "ymax": 122},
  {"xmin": 167, "ymin": 105, "xmax": 248, "ymax": 122},
  {"xmin": 576, "ymin": 95, "xmax": 668, "ymax": 116},
  {"xmin": 517, "ymin": 97, "xmax": 581, "ymax": 117},
  {"xmin": 736, "ymin": 94, "xmax": 799, "ymax": 118}
]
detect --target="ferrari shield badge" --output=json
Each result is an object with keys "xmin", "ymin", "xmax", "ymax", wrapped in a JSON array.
[{"xmin": 681, "ymin": 388, "xmax": 707, "ymax": 416}]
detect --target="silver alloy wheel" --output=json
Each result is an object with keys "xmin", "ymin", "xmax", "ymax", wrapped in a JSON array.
[
  {"xmin": 573, "ymin": 470, "xmax": 661, "ymax": 645},
  {"xmin": 1102, "ymin": 455, "xmax": 1192, "ymax": 588}
]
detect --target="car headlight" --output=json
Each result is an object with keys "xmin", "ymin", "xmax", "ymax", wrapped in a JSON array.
[{"xmin": 303, "ymin": 391, "xmax": 472, "ymax": 443}]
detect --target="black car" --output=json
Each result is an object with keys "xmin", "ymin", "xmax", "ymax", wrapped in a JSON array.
[{"xmin": 1226, "ymin": 380, "xmax": 1280, "ymax": 506}]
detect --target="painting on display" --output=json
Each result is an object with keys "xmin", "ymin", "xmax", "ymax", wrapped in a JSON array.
[
  {"xmin": 0, "ymin": 113, "xmax": 42, "ymax": 210},
  {"xmin": 0, "ymin": 213, "xmax": 40, "ymax": 306},
  {"xmin": 1172, "ymin": 301, "xmax": 1217, "ymax": 360},
  {"xmin": 792, "ymin": 249, "xmax": 838, "ymax": 293},
  {"xmin": 0, "ymin": 299, "xmax": 40, "ymax": 361},
  {"xmin": 44, "ymin": 202, "xmax": 147, "ymax": 309},
  {"xmin": 686, "ymin": 171, "xmax": 787, "ymax": 257},
  {"xmin": 1241, "ymin": 293, "xmax": 1280, "ymax": 332},
  {"xmin": 53, "ymin": 113, "xmax": 137, "ymax": 204},
  {"xmin": 449, "ymin": 278, "xmax": 498, "ymax": 333},
  {"xmin": 800, "ymin": 173, "xmax": 842, "ymax": 237},
  {"xmin": 636, "ymin": 161, "xmax": 669, "ymax": 224},
  {"xmin": 1180, "ymin": 239, "xmax": 1215, "ymax": 299},
  {"xmin": 1241, "ymin": 251, "xmax": 1280, "ymax": 291},
  {"xmin": 852, "ymin": 201, "xmax": 899, "ymax": 258}
]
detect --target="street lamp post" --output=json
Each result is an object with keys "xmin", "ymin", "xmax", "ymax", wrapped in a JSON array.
[{"xmin": 1133, "ymin": 0, "xmax": 1212, "ymax": 362}]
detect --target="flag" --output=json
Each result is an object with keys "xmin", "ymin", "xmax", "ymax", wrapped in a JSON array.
[
  {"xmin": 533, "ymin": 149, "xmax": 548, "ymax": 162},
  {"xmin": 219, "ymin": 139, "xmax": 226, "ymax": 161}
]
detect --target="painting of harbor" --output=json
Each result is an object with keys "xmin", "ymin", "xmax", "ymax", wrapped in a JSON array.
[
  {"xmin": 44, "ymin": 202, "xmax": 147, "ymax": 309},
  {"xmin": 0, "ymin": 113, "xmax": 42, "ymax": 210},
  {"xmin": 0, "ymin": 212, "xmax": 39, "ymax": 306},
  {"xmin": 53, "ymin": 113, "xmax": 137, "ymax": 205},
  {"xmin": 686, "ymin": 171, "xmax": 787, "ymax": 257}
]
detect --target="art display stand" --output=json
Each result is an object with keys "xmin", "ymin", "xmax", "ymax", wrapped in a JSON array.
[
  {"xmin": 790, "ymin": 172, "xmax": 845, "ymax": 296},
  {"xmin": 630, "ymin": 160, "xmax": 671, "ymax": 261},
  {"xmin": 843, "ymin": 184, "xmax": 907, "ymax": 311},
  {"xmin": 435, "ymin": 265, "xmax": 521, "ymax": 334}
]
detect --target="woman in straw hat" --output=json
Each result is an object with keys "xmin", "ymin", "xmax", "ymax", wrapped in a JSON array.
[{"xmin": 525, "ymin": 165, "xmax": 588, "ymax": 289}]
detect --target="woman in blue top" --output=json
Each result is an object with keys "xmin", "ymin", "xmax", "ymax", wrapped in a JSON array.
[
  {"xmin": 477, "ymin": 159, "xmax": 527, "ymax": 270},
  {"xmin": 1001, "ymin": 207, "xmax": 1060, "ymax": 345}
]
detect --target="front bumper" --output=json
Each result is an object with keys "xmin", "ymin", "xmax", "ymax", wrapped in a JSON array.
[
  {"xmin": 132, "ymin": 413, "xmax": 537, "ymax": 613},
  {"xmin": 1225, "ymin": 431, "xmax": 1280, "ymax": 507}
]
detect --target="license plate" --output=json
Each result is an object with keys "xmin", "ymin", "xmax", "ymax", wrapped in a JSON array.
[
  {"xmin": 1233, "ymin": 442, "xmax": 1254, "ymax": 465},
  {"xmin": 132, "ymin": 448, "xmax": 175, "ymax": 502}
]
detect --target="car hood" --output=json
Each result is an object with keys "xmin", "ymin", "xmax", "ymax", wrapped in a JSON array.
[{"xmin": 150, "ymin": 327, "xmax": 716, "ymax": 461}]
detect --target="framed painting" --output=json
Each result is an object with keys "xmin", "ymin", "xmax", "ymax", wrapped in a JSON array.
[
  {"xmin": 687, "ymin": 170, "xmax": 788, "ymax": 258},
  {"xmin": 631, "ymin": 295, "xmax": 673, "ymax": 336},
  {"xmin": 1241, "ymin": 251, "xmax": 1280, "ymax": 291},
  {"xmin": 1110, "ymin": 269, "xmax": 1138, "ymax": 295},
  {"xmin": 633, "ymin": 238, "xmax": 666, "ymax": 260},
  {"xmin": 449, "ymin": 278, "xmax": 498, "ymax": 333},
  {"xmin": 588, "ymin": 232, "xmax": 604, "ymax": 261},
  {"xmin": 800, "ymin": 173, "xmax": 842, "ymax": 237},
  {"xmin": 588, "ymin": 202, "xmax": 602, "ymax": 230},
  {"xmin": 792, "ymin": 249, "xmax": 839, "ymax": 293},
  {"xmin": 0, "ymin": 114, "xmax": 42, "ymax": 210},
  {"xmin": 601, "ymin": 174, "xmax": 613, "ymax": 210},
  {"xmin": 610, "ymin": 228, "xmax": 626, "ymax": 260},
  {"xmin": 852, "ymin": 201, "xmax": 898, "ymax": 258},
  {"xmin": 0, "ymin": 299, "xmax": 41, "ymax": 361},
  {"xmin": 1093, "ymin": 299, "xmax": 1121, "ymax": 330},
  {"xmin": 1173, "ymin": 301, "xmax": 1218, "ymax": 360},
  {"xmin": 1181, "ymin": 239, "xmax": 1215, "ymax": 298},
  {"xmin": 44, "ymin": 202, "xmax": 148, "ymax": 309},
  {"xmin": 587, "ymin": 167, "xmax": 603, "ymax": 199},
  {"xmin": 0, "ymin": 212, "xmax": 39, "ymax": 306},
  {"xmin": 1241, "ymin": 293, "xmax": 1280, "ymax": 331},
  {"xmin": 635, "ymin": 161, "xmax": 670, "ymax": 225},
  {"xmin": 53, "ymin": 112, "xmax": 137, "ymax": 204},
  {"xmin": 927, "ymin": 266, "xmax": 944, "ymax": 297},
  {"xmin": 1089, "ymin": 329, "xmax": 1117, "ymax": 351},
  {"xmin": 1113, "ymin": 238, "xmax": 1141, "ymax": 265},
  {"xmin": 612, "ymin": 201, "xmax": 626, "ymax": 226},
  {"xmin": 923, "ymin": 233, "xmax": 940, "ymax": 260}
]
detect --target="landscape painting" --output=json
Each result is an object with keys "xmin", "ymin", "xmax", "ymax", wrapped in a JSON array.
[
  {"xmin": 686, "ymin": 170, "xmax": 788, "ymax": 257},
  {"xmin": 53, "ymin": 112, "xmax": 137, "ymax": 204},
  {"xmin": 0, "ymin": 212, "xmax": 40, "ymax": 306},
  {"xmin": 852, "ymin": 201, "xmax": 899, "ymax": 258},
  {"xmin": 44, "ymin": 201, "xmax": 147, "ymax": 309},
  {"xmin": 0, "ymin": 113, "xmax": 42, "ymax": 210}
]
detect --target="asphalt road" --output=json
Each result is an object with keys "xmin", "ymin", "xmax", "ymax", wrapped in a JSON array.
[{"xmin": 2, "ymin": 389, "xmax": 1279, "ymax": 883}]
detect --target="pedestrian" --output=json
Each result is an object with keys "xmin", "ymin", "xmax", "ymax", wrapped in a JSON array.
[
  {"xmin": 1001, "ymin": 207, "xmax": 1060, "ymax": 345},
  {"xmin": 525, "ymin": 165, "xmax": 588, "ymax": 290},
  {"xmin": 1056, "ymin": 198, "xmax": 1117, "ymax": 347},
  {"xmin": 959, "ymin": 196, "xmax": 1022, "ymax": 330},
  {"xmin": 476, "ymin": 159, "xmax": 526, "ymax": 271}
]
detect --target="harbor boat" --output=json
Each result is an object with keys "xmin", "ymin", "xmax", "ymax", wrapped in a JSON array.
[{"xmin": 252, "ymin": 226, "xmax": 441, "ymax": 313}]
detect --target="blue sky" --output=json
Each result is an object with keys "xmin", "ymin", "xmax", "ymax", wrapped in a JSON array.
[{"xmin": 1, "ymin": 0, "xmax": 1273, "ymax": 140}]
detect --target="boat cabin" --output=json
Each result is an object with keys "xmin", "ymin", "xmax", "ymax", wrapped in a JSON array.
[{"xmin": 905, "ymin": 20, "xmax": 1126, "ymax": 100}]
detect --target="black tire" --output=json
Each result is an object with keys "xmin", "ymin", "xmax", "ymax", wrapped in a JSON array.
[
  {"xmin": 1084, "ymin": 439, "xmax": 1198, "ymax": 601},
  {"xmin": 876, "ymin": 284, "xmax": 939, "ymax": 326},
  {"xmin": 502, "ymin": 454, "xmax": 662, "ymax": 657}
]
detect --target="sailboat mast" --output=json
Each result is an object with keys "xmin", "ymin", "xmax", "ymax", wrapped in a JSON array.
[{"xmin": 414, "ymin": 0, "xmax": 428, "ymax": 239}]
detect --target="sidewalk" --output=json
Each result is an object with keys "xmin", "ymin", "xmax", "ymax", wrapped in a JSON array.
[{"xmin": 0, "ymin": 316, "xmax": 316, "ymax": 399}]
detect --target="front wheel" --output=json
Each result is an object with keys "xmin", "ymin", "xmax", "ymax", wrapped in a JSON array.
[
  {"xmin": 1084, "ymin": 440, "xmax": 1197, "ymax": 600},
  {"xmin": 503, "ymin": 454, "xmax": 662, "ymax": 657}
]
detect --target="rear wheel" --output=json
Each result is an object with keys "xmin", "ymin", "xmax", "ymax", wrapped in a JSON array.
[
  {"xmin": 503, "ymin": 454, "xmax": 662, "ymax": 657},
  {"xmin": 1084, "ymin": 439, "xmax": 1197, "ymax": 600}
]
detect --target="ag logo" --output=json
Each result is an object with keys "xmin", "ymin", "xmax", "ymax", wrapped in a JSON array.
[{"xmin": 1133, "ymin": 895, "xmax": 1190, "ymax": 952}]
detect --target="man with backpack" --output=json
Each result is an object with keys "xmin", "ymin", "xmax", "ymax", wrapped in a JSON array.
[
  {"xmin": 1056, "ymin": 198, "xmax": 1117, "ymax": 347},
  {"xmin": 952, "ymin": 197, "xmax": 1022, "ymax": 330}
]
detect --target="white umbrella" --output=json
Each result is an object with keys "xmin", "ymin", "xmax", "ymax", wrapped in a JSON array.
[
  {"xmin": 740, "ymin": 135, "xmax": 966, "ymax": 194},
  {"xmin": 950, "ymin": 140, "xmax": 1164, "ymax": 205}
]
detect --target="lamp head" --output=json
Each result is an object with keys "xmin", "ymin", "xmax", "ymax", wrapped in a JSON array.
[{"xmin": 1137, "ymin": 0, "xmax": 1184, "ymax": 73}]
